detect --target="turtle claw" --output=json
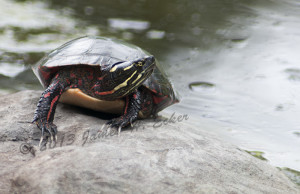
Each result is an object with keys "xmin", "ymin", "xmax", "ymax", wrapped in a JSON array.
[
  {"xmin": 39, "ymin": 134, "xmax": 57, "ymax": 147},
  {"xmin": 106, "ymin": 117, "xmax": 127, "ymax": 136},
  {"xmin": 34, "ymin": 119, "xmax": 57, "ymax": 146},
  {"xmin": 106, "ymin": 120, "xmax": 122, "ymax": 136},
  {"xmin": 129, "ymin": 118, "xmax": 134, "ymax": 128},
  {"xmin": 106, "ymin": 116, "xmax": 127, "ymax": 132},
  {"xmin": 106, "ymin": 114, "xmax": 138, "ymax": 136},
  {"xmin": 118, "ymin": 126, "xmax": 122, "ymax": 136},
  {"xmin": 39, "ymin": 136, "xmax": 44, "ymax": 147}
]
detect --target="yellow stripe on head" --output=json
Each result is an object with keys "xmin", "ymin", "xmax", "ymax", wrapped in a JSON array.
[
  {"xmin": 124, "ymin": 64, "xmax": 134, "ymax": 71},
  {"xmin": 110, "ymin": 65, "xmax": 118, "ymax": 72},
  {"xmin": 113, "ymin": 70, "xmax": 137, "ymax": 91},
  {"xmin": 131, "ymin": 74, "xmax": 142, "ymax": 85}
]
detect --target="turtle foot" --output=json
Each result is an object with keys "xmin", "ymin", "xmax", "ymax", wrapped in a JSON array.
[
  {"xmin": 107, "ymin": 115, "xmax": 135, "ymax": 135},
  {"xmin": 32, "ymin": 118, "xmax": 57, "ymax": 146},
  {"xmin": 106, "ymin": 90, "xmax": 141, "ymax": 135}
]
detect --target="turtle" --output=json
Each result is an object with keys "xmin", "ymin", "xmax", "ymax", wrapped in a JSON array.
[{"xmin": 32, "ymin": 36, "xmax": 179, "ymax": 144}]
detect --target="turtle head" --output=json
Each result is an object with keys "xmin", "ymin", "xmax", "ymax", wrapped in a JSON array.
[{"xmin": 95, "ymin": 56, "xmax": 155, "ymax": 99}]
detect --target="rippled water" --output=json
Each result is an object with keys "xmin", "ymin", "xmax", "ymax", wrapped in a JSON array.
[{"xmin": 1, "ymin": 0, "xmax": 300, "ymax": 171}]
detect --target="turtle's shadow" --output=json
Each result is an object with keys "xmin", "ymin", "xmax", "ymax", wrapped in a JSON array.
[{"xmin": 59, "ymin": 103, "xmax": 118, "ymax": 120}]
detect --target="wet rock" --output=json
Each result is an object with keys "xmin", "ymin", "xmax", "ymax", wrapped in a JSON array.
[{"xmin": 0, "ymin": 90, "xmax": 299, "ymax": 193}]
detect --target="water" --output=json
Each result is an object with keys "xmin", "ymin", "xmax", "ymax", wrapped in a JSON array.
[{"xmin": 1, "ymin": 0, "xmax": 300, "ymax": 171}]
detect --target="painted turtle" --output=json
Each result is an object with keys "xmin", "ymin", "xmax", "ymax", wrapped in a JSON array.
[{"xmin": 32, "ymin": 36, "xmax": 179, "ymax": 143}]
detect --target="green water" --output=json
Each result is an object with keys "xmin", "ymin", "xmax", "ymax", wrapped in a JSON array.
[{"xmin": 1, "ymin": 0, "xmax": 300, "ymax": 171}]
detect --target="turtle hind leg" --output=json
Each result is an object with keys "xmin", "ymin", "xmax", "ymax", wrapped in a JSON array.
[
  {"xmin": 107, "ymin": 88, "xmax": 153, "ymax": 133},
  {"xmin": 33, "ymin": 77, "xmax": 67, "ymax": 144}
]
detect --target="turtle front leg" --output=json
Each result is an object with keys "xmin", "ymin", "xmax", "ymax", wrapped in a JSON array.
[
  {"xmin": 107, "ymin": 88, "xmax": 153, "ymax": 134},
  {"xmin": 32, "ymin": 79, "xmax": 66, "ymax": 145}
]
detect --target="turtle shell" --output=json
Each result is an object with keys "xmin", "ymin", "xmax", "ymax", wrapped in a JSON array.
[{"xmin": 33, "ymin": 36, "xmax": 178, "ymax": 114}]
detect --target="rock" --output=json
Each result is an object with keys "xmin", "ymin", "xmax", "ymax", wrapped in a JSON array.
[{"xmin": 0, "ymin": 90, "xmax": 299, "ymax": 193}]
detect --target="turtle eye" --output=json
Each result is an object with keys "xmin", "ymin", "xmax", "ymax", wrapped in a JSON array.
[{"xmin": 136, "ymin": 61, "xmax": 144, "ymax": 67}]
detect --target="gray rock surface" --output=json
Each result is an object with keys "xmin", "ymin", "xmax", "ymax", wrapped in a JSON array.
[{"xmin": 0, "ymin": 90, "xmax": 299, "ymax": 193}]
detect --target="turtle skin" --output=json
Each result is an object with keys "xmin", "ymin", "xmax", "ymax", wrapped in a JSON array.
[
  {"xmin": 32, "ymin": 66, "xmax": 154, "ymax": 145},
  {"xmin": 32, "ymin": 37, "xmax": 179, "ymax": 145}
]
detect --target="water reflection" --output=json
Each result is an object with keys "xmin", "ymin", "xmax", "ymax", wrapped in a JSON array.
[
  {"xmin": 0, "ymin": 0, "xmax": 300, "ymax": 172},
  {"xmin": 108, "ymin": 18, "xmax": 150, "ymax": 31}
]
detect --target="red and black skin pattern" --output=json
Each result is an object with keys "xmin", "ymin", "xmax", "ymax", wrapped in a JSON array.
[
  {"xmin": 107, "ymin": 88, "xmax": 153, "ymax": 128},
  {"xmin": 32, "ymin": 77, "xmax": 64, "ymax": 138},
  {"xmin": 33, "ymin": 65, "xmax": 154, "ymax": 139}
]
